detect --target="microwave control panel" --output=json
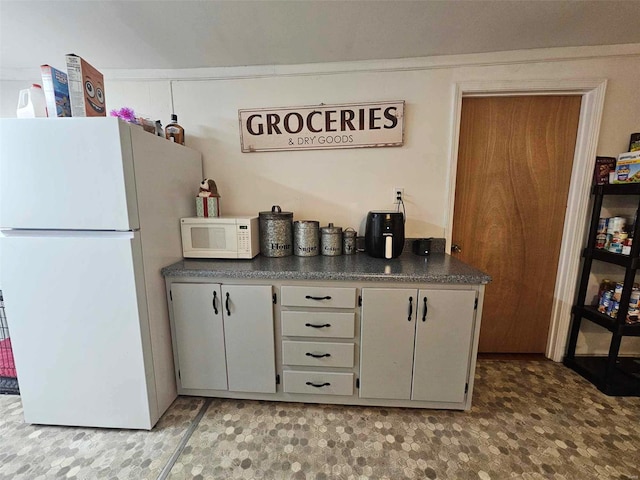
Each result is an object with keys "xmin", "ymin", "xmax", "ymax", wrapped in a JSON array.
[{"xmin": 237, "ymin": 224, "xmax": 250, "ymax": 254}]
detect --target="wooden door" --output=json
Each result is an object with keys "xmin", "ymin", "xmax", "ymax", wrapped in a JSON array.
[
  {"xmin": 222, "ymin": 284, "xmax": 276, "ymax": 393},
  {"xmin": 452, "ymin": 96, "xmax": 581, "ymax": 353},
  {"xmin": 359, "ymin": 288, "xmax": 416, "ymax": 400},
  {"xmin": 412, "ymin": 289, "xmax": 476, "ymax": 402},
  {"xmin": 171, "ymin": 283, "xmax": 228, "ymax": 391}
]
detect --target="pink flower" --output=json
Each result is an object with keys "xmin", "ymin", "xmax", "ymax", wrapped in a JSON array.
[{"xmin": 109, "ymin": 107, "xmax": 138, "ymax": 124}]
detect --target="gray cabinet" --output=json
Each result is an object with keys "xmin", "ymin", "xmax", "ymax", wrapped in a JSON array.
[
  {"xmin": 170, "ymin": 282, "xmax": 276, "ymax": 394},
  {"xmin": 166, "ymin": 275, "xmax": 484, "ymax": 410},
  {"xmin": 412, "ymin": 289, "xmax": 477, "ymax": 402},
  {"xmin": 171, "ymin": 283, "xmax": 228, "ymax": 390},
  {"xmin": 360, "ymin": 288, "xmax": 476, "ymax": 403},
  {"xmin": 359, "ymin": 288, "xmax": 415, "ymax": 399}
]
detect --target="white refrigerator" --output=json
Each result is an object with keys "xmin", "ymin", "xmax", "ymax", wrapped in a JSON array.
[{"xmin": 0, "ymin": 118, "xmax": 202, "ymax": 429}]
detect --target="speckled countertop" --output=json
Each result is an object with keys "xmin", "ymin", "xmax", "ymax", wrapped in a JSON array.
[{"xmin": 162, "ymin": 252, "xmax": 491, "ymax": 284}]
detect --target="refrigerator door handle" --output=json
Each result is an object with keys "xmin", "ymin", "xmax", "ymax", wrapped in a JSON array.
[{"xmin": 0, "ymin": 229, "xmax": 135, "ymax": 239}]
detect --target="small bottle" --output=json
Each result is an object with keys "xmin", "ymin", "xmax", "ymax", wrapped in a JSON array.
[
  {"xmin": 165, "ymin": 114, "xmax": 185, "ymax": 145},
  {"xmin": 16, "ymin": 84, "xmax": 48, "ymax": 118}
]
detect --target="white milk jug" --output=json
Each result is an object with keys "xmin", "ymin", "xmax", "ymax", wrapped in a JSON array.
[{"xmin": 16, "ymin": 84, "xmax": 48, "ymax": 118}]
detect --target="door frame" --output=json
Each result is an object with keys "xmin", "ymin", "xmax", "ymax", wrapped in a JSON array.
[{"xmin": 446, "ymin": 79, "xmax": 608, "ymax": 362}]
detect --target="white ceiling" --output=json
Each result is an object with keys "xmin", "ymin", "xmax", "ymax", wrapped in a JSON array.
[{"xmin": 1, "ymin": 0, "xmax": 640, "ymax": 73}]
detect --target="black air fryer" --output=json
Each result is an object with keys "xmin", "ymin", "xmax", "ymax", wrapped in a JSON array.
[{"xmin": 365, "ymin": 211, "xmax": 405, "ymax": 259}]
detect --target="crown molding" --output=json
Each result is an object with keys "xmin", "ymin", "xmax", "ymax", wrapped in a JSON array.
[{"xmin": 1, "ymin": 43, "xmax": 639, "ymax": 82}]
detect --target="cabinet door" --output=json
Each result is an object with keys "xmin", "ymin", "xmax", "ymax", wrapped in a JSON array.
[
  {"xmin": 360, "ymin": 288, "xmax": 417, "ymax": 399},
  {"xmin": 171, "ymin": 283, "xmax": 228, "ymax": 391},
  {"xmin": 412, "ymin": 289, "xmax": 476, "ymax": 402},
  {"xmin": 222, "ymin": 285, "xmax": 276, "ymax": 393}
]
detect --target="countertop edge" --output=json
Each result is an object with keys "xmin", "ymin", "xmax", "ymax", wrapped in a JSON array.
[
  {"xmin": 161, "ymin": 269, "xmax": 491, "ymax": 284},
  {"xmin": 161, "ymin": 254, "xmax": 492, "ymax": 285}
]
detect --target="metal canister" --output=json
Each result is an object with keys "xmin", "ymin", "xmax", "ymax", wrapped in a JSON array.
[
  {"xmin": 342, "ymin": 228, "xmax": 357, "ymax": 255},
  {"xmin": 259, "ymin": 205, "xmax": 293, "ymax": 257},
  {"xmin": 320, "ymin": 223, "xmax": 343, "ymax": 256},
  {"xmin": 294, "ymin": 220, "xmax": 319, "ymax": 257}
]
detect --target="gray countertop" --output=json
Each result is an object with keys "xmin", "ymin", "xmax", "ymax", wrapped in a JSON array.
[{"xmin": 162, "ymin": 252, "xmax": 491, "ymax": 284}]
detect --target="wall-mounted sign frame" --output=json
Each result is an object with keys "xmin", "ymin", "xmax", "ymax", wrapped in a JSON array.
[{"xmin": 238, "ymin": 100, "xmax": 404, "ymax": 153}]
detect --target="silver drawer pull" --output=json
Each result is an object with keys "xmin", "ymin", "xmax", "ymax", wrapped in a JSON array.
[{"xmin": 305, "ymin": 352, "xmax": 331, "ymax": 358}]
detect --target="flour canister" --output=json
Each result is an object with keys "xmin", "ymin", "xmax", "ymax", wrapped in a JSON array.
[
  {"xmin": 321, "ymin": 223, "xmax": 343, "ymax": 256},
  {"xmin": 259, "ymin": 205, "xmax": 293, "ymax": 257},
  {"xmin": 294, "ymin": 220, "xmax": 320, "ymax": 257},
  {"xmin": 342, "ymin": 228, "xmax": 357, "ymax": 255}
]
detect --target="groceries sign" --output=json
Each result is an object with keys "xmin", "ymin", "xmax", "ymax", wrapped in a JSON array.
[{"xmin": 238, "ymin": 101, "xmax": 404, "ymax": 152}]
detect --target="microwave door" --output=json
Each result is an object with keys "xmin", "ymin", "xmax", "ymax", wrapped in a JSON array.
[{"xmin": 188, "ymin": 221, "xmax": 238, "ymax": 258}]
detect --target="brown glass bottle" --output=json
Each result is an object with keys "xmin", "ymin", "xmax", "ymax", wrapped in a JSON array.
[{"xmin": 165, "ymin": 113, "xmax": 185, "ymax": 145}]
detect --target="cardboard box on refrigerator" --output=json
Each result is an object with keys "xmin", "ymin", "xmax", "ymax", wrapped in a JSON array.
[
  {"xmin": 612, "ymin": 151, "xmax": 640, "ymax": 184},
  {"xmin": 65, "ymin": 54, "xmax": 106, "ymax": 117},
  {"xmin": 40, "ymin": 65, "xmax": 71, "ymax": 118}
]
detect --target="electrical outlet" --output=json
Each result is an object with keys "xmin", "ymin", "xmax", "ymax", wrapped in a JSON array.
[{"xmin": 393, "ymin": 187, "xmax": 404, "ymax": 204}]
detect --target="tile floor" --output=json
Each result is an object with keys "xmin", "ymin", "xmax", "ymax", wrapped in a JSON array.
[{"xmin": 0, "ymin": 360, "xmax": 638, "ymax": 480}]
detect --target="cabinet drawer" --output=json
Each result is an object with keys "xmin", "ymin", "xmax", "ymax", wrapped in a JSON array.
[
  {"xmin": 281, "ymin": 312, "xmax": 355, "ymax": 338},
  {"xmin": 283, "ymin": 371, "xmax": 354, "ymax": 396},
  {"xmin": 282, "ymin": 341, "xmax": 355, "ymax": 368},
  {"xmin": 281, "ymin": 286, "xmax": 356, "ymax": 309}
]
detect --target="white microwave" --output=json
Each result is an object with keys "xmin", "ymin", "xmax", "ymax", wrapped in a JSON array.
[{"xmin": 180, "ymin": 216, "xmax": 260, "ymax": 259}]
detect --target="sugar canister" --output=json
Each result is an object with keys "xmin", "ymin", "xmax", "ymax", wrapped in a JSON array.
[
  {"xmin": 294, "ymin": 220, "xmax": 320, "ymax": 257},
  {"xmin": 320, "ymin": 223, "xmax": 343, "ymax": 256}
]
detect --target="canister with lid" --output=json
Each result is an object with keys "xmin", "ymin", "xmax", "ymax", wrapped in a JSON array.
[
  {"xmin": 259, "ymin": 205, "xmax": 293, "ymax": 257},
  {"xmin": 342, "ymin": 228, "xmax": 357, "ymax": 255},
  {"xmin": 321, "ymin": 223, "xmax": 343, "ymax": 256},
  {"xmin": 294, "ymin": 220, "xmax": 320, "ymax": 257}
]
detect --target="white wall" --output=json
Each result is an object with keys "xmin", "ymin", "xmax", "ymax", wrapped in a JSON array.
[
  {"xmin": 1, "ymin": 45, "xmax": 640, "ymax": 354},
  {"xmin": 173, "ymin": 69, "xmax": 457, "ymax": 237},
  {"xmin": 107, "ymin": 51, "xmax": 640, "ymax": 237}
]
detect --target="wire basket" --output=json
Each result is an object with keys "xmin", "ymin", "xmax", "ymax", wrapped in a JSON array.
[{"xmin": 0, "ymin": 291, "xmax": 19, "ymax": 395}]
